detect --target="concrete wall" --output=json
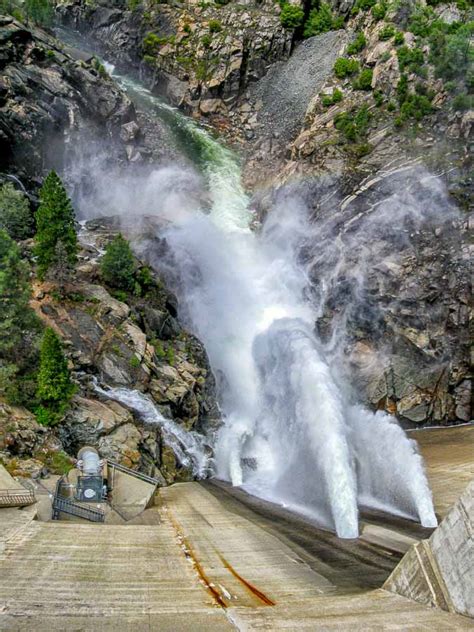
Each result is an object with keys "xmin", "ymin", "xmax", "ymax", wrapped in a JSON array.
[{"xmin": 384, "ymin": 479, "xmax": 473, "ymax": 618}]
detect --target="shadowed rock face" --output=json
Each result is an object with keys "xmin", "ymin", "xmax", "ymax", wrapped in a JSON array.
[
  {"xmin": 0, "ymin": 16, "xmax": 138, "ymax": 186},
  {"xmin": 56, "ymin": 0, "xmax": 293, "ymax": 115},
  {"xmin": 292, "ymin": 171, "xmax": 470, "ymax": 427}
]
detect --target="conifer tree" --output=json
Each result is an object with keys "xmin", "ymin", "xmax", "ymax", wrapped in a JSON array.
[
  {"xmin": 35, "ymin": 171, "xmax": 77, "ymax": 280},
  {"xmin": 47, "ymin": 240, "xmax": 74, "ymax": 297},
  {"xmin": 0, "ymin": 229, "xmax": 41, "ymax": 404},
  {"xmin": 0, "ymin": 229, "xmax": 39, "ymax": 360},
  {"xmin": 36, "ymin": 327, "xmax": 74, "ymax": 425},
  {"xmin": 0, "ymin": 183, "xmax": 33, "ymax": 240},
  {"xmin": 100, "ymin": 233, "xmax": 136, "ymax": 291}
]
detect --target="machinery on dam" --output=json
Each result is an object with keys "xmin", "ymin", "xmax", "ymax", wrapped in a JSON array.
[{"xmin": 52, "ymin": 446, "xmax": 159, "ymax": 523}]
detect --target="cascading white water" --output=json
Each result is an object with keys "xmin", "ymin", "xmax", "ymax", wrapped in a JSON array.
[
  {"xmin": 156, "ymin": 183, "xmax": 438, "ymax": 538},
  {"xmin": 94, "ymin": 383, "xmax": 211, "ymax": 478},
  {"xmin": 71, "ymin": 61, "xmax": 438, "ymax": 538}
]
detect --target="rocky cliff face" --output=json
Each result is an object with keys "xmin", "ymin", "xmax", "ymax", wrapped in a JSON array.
[
  {"xmin": 1, "ymin": 0, "xmax": 471, "ymax": 480},
  {"xmin": 1, "ymin": 218, "xmax": 220, "ymax": 483},
  {"xmin": 0, "ymin": 16, "xmax": 136, "ymax": 185},
  {"xmin": 56, "ymin": 0, "xmax": 292, "ymax": 116},
  {"xmin": 0, "ymin": 16, "xmax": 220, "ymax": 483},
  {"xmin": 0, "ymin": 15, "xmax": 180, "ymax": 189}
]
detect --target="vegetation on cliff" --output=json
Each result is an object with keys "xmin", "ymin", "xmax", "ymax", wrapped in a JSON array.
[
  {"xmin": 35, "ymin": 171, "xmax": 78, "ymax": 280},
  {"xmin": 35, "ymin": 327, "xmax": 75, "ymax": 426},
  {"xmin": 0, "ymin": 184, "xmax": 33, "ymax": 240},
  {"xmin": 100, "ymin": 234, "xmax": 136, "ymax": 292},
  {"xmin": 0, "ymin": 230, "xmax": 41, "ymax": 408}
]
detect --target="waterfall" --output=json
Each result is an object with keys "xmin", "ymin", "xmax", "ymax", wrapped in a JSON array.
[
  {"xmin": 94, "ymin": 383, "xmax": 212, "ymax": 478},
  {"xmin": 68, "ymin": 50, "xmax": 438, "ymax": 538},
  {"xmin": 157, "ymin": 195, "xmax": 437, "ymax": 538}
]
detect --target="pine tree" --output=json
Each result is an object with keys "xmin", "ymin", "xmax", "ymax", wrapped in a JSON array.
[
  {"xmin": 0, "ymin": 230, "xmax": 39, "ymax": 359},
  {"xmin": 36, "ymin": 327, "xmax": 74, "ymax": 425},
  {"xmin": 47, "ymin": 240, "xmax": 74, "ymax": 297},
  {"xmin": 35, "ymin": 171, "xmax": 77, "ymax": 280},
  {"xmin": 0, "ymin": 229, "xmax": 41, "ymax": 404},
  {"xmin": 0, "ymin": 183, "xmax": 33, "ymax": 240},
  {"xmin": 100, "ymin": 234, "xmax": 136, "ymax": 291}
]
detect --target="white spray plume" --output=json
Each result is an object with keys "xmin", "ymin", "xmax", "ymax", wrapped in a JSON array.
[{"xmin": 71, "ymin": 68, "xmax": 444, "ymax": 537}]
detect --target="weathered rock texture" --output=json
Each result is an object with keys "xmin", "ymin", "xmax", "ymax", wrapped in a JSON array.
[
  {"xmin": 0, "ymin": 16, "xmax": 144, "ymax": 186},
  {"xmin": 33, "ymin": 219, "xmax": 219, "ymax": 483},
  {"xmin": 384, "ymin": 479, "xmax": 474, "ymax": 618},
  {"xmin": 292, "ymin": 166, "xmax": 470, "ymax": 426},
  {"xmin": 57, "ymin": 0, "xmax": 293, "ymax": 115},
  {"xmin": 0, "ymin": 401, "xmax": 70, "ymax": 478},
  {"xmin": 1, "ymin": 218, "xmax": 219, "ymax": 485},
  {"xmin": 241, "ymin": 4, "xmax": 472, "ymax": 189}
]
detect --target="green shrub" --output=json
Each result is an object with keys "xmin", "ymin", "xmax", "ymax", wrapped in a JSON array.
[
  {"xmin": 371, "ymin": 2, "xmax": 386, "ymax": 20},
  {"xmin": 431, "ymin": 22, "xmax": 473, "ymax": 85},
  {"xmin": 136, "ymin": 265, "xmax": 154, "ymax": 293},
  {"xmin": 208, "ymin": 18, "xmax": 222, "ymax": 33},
  {"xmin": 35, "ymin": 171, "xmax": 77, "ymax": 281},
  {"xmin": 407, "ymin": 5, "xmax": 436, "ymax": 38},
  {"xmin": 0, "ymin": 183, "xmax": 33, "ymax": 240},
  {"xmin": 25, "ymin": 0, "xmax": 53, "ymax": 26},
  {"xmin": 166, "ymin": 346, "xmax": 175, "ymax": 366},
  {"xmin": 127, "ymin": 0, "xmax": 141, "ymax": 9},
  {"xmin": 129, "ymin": 356, "xmax": 141, "ymax": 368},
  {"xmin": 201, "ymin": 34, "xmax": 212, "ymax": 47},
  {"xmin": 373, "ymin": 89, "xmax": 384, "ymax": 106},
  {"xmin": 353, "ymin": 68, "xmax": 373, "ymax": 90},
  {"xmin": 334, "ymin": 57, "xmax": 359, "ymax": 78},
  {"xmin": 111, "ymin": 289, "xmax": 128, "ymax": 303},
  {"xmin": 452, "ymin": 92, "xmax": 474, "ymax": 111},
  {"xmin": 321, "ymin": 88, "xmax": 343, "ymax": 106},
  {"xmin": 142, "ymin": 32, "xmax": 173, "ymax": 55},
  {"xmin": 92, "ymin": 57, "xmax": 107, "ymax": 77},
  {"xmin": 351, "ymin": 0, "xmax": 376, "ymax": 14},
  {"xmin": 280, "ymin": 4, "xmax": 304, "ymax": 29},
  {"xmin": 353, "ymin": 142, "xmax": 373, "ymax": 157},
  {"xmin": 347, "ymin": 31, "xmax": 366, "ymax": 55},
  {"xmin": 100, "ymin": 234, "xmax": 136, "ymax": 292},
  {"xmin": 399, "ymin": 93, "xmax": 433, "ymax": 121},
  {"xmin": 397, "ymin": 45, "xmax": 424, "ymax": 73},
  {"xmin": 394, "ymin": 31, "xmax": 404, "ymax": 45},
  {"xmin": 379, "ymin": 24, "xmax": 396, "ymax": 40},
  {"xmin": 304, "ymin": 2, "xmax": 344, "ymax": 37},
  {"xmin": 37, "ymin": 450, "xmax": 74, "ymax": 474},
  {"xmin": 0, "ymin": 230, "xmax": 41, "ymax": 407},
  {"xmin": 334, "ymin": 105, "xmax": 372, "ymax": 141},
  {"xmin": 396, "ymin": 74, "xmax": 409, "ymax": 104}
]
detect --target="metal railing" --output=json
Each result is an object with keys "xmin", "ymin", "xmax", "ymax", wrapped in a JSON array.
[
  {"xmin": 106, "ymin": 461, "xmax": 159, "ymax": 486},
  {"xmin": 52, "ymin": 496, "xmax": 105, "ymax": 523},
  {"xmin": 0, "ymin": 488, "xmax": 36, "ymax": 508},
  {"xmin": 52, "ymin": 478, "xmax": 105, "ymax": 523}
]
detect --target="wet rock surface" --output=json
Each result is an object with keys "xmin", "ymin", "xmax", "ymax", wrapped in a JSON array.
[
  {"xmin": 0, "ymin": 16, "xmax": 140, "ymax": 186},
  {"xmin": 2, "ymin": 218, "xmax": 220, "ymax": 484},
  {"xmin": 294, "ymin": 169, "xmax": 471, "ymax": 427}
]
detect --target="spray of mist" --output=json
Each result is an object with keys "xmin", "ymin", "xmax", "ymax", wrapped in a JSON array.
[{"xmin": 71, "ymin": 66, "xmax": 442, "ymax": 538}]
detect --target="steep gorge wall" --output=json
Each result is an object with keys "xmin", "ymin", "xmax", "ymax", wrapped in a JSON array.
[
  {"xmin": 0, "ymin": 18, "xmax": 220, "ymax": 483},
  {"xmin": 54, "ymin": 0, "xmax": 472, "ymax": 426}
]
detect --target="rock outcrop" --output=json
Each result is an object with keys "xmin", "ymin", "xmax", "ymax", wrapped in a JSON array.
[
  {"xmin": 0, "ymin": 16, "xmax": 143, "ymax": 186},
  {"xmin": 28, "ymin": 218, "xmax": 220, "ymax": 483},
  {"xmin": 56, "ymin": 0, "xmax": 293, "ymax": 115}
]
